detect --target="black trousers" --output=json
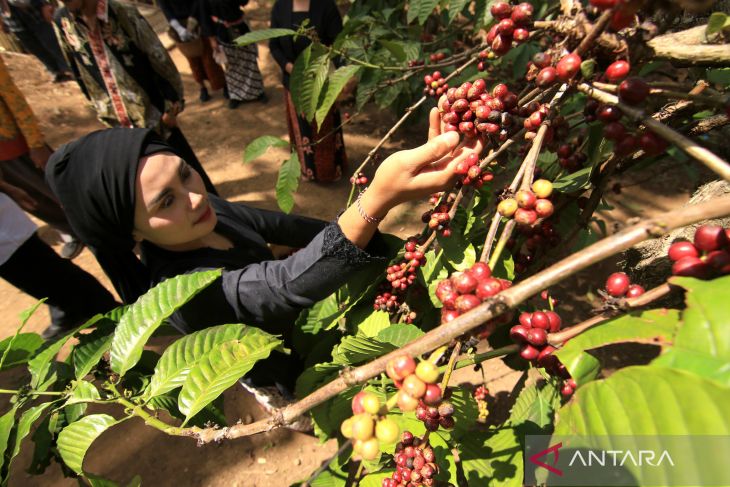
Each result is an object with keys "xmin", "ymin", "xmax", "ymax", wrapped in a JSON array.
[
  {"xmin": 166, "ymin": 127, "xmax": 218, "ymax": 196},
  {"xmin": 13, "ymin": 21, "xmax": 70, "ymax": 76},
  {"xmin": 0, "ymin": 234, "xmax": 118, "ymax": 329}
]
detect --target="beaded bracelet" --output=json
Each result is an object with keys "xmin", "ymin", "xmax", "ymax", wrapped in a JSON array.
[{"xmin": 356, "ymin": 189, "xmax": 384, "ymax": 224}]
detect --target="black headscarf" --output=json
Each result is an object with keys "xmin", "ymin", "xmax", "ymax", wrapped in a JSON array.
[{"xmin": 46, "ymin": 128, "xmax": 179, "ymax": 303}]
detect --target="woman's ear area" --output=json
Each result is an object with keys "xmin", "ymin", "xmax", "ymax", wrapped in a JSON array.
[{"xmin": 131, "ymin": 228, "xmax": 144, "ymax": 243}]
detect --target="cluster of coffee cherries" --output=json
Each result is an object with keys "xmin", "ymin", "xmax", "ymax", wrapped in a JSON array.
[
  {"xmin": 407, "ymin": 59, "xmax": 425, "ymax": 68},
  {"xmin": 487, "ymin": 2, "xmax": 534, "ymax": 56},
  {"xmin": 454, "ymin": 152, "xmax": 494, "ymax": 188},
  {"xmin": 440, "ymin": 80, "xmax": 520, "ymax": 140},
  {"xmin": 473, "ymin": 385, "xmax": 489, "ymax": 422},
  {"xmin": 350, "ymin": 172, "xmax": 369, "ymax": 187},
  {"xmin": 584, "ymin": 99, "xmax": 667, "ymax": 158},
  {"xmin": 497, "ymin": 179, "xmax": 554, "ymax": 227},
  {"xmin": 386, "ymin": 356, "xmax": 445, "ymax": 418},
  {"xmin": 511, "ymin": 220, "xmax": 562, "ymax": 274},
  {"xmin": 422, "ymin": 204, "xmax": 452, "ymax": 237},
  {"xmin": 554, "ymin": 136, "xmax": 588, "ymax": 173},
  {"xmin": 423, "ymin": 71, "xmax": 448, "ymax": 99},
  {"xmin": 435, "ymin": 262, "xmax": 513, "ymax": 324},
  {"xmin": 429, "ymin": 52, "xmax": 447, "ymax": 63},
  {"xmin": 382, "ymin": 432, "xmax": 440, "ymax": 487},
  {"xmin": 341, "ymin": 391, "xmax": 400, "ymax": 460},
  {"xmin": 416, "ymin": 396, "xmax": 455, "ymax": 432},
  {"xmin": 603, "ymin": 272, "xmax": 645, "ymax": 300},
  {"xmin": 509, "ymin": 311, "xmax": 577, "ymax": 396},
  {"xmin": 669, "ymin": 224, "xmax": 730, "ymax": 278},
  {"xmin": 530, "ymin": 52, "xmax": 583, "ymax": 88},
  {"xmin": 374, "ymin": 237, "xmax": 426, "ymax": 313}
]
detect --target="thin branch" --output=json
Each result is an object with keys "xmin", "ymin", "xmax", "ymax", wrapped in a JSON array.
[
  {"xmin": 192, "ymin": 195, "xmax": 730, "ymax": 443},
  {"xmin": 574, "ymin": 9, "xmax": 612, "ymax": 57},
  {"xmin": 488, "ymin": 220, "xmax": 516, "ymax": 270},
  {"xmin": 548, "ymin": 283, "xmax": 673, "ymax": 345},
  {"xmin": 577, "ymin": 83, "xmax": 730, "ymax": 181},
  {"xmin": 303, "ymin": 440, "xmax": 352, "ymax": 487}
]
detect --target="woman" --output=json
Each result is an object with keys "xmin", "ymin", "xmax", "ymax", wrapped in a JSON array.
[
  {"xmin": 157, "ymin": 0, "xmax": 227, "ymax": 103},
  {"xmin": 269, "ymin": 0, "xmax": 346, "ymax": 182},
  {"xmin": 45, "ymin": 109, "xmax": 480, "ymax": 387},
  {"xmin": 203, "ymin": 0, "xmax": 266, "ymax": 109}
]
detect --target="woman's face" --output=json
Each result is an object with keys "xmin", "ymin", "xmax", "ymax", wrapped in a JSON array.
[{"xmin": 133, "ymin": 152, "xmax": 217, "ymax": 249}]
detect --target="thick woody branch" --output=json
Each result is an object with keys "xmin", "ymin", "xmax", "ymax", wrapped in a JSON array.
[
  {"xmin": 193, "ymin": 195, "xmax": 730, "ymax": 443},
  {"xmin": 647, "ymin": 25, "xmax": 730, "ymax": 66},
  {"xmin": 578, "ymin": 83, "xmax": 730, "ymax": 181}
]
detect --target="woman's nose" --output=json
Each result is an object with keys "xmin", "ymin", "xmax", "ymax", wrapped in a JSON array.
[{"xmin": 189, "ymin": 191, "xmax": 205, "ymax": 210}]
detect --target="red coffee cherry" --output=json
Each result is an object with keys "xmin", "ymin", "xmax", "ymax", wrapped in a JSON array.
[
  {"xmin": 510, "ymin": 324, "xmax": 530, "ymax": 343},
  {"xmin": 530, "ymin": 311, "xmax": 550, "ymax": 330},
  {"xmin": 526, "ymin": 328, "xmax": 548, "ymax": 346},
  {"xmin": 618, "ymin": 77, "xmax": 650, "ymax": 105},
  {"xmin": 556, "ymin": 53, "xmax": 582, "ymax": 81},
  {"xmin": 520, "ymin": 344, "xmax": 540, "ymax": 361},
  {"xmin": 452, "ymin": 272, "xmax": 478, "ymax": 294},
  {"xmin": 625, "ymin": 284, "xmax": 645, "ymax": 298},
  {"xmin": 605, "ymin": 272, "xmax": 630, "ymax": 297},
  {"xmin": 536, "ymin": 67, "xmax": 557, "ymax": 87},
  {"xmin": 668, "ymin": 241, "xmax": 699, "ymax": 262},
  {"xmin": 605, "ymin": 60, "xmax": 630, "ymax": 82},
  {"xmin": 490, "ymin": 1, "xmax": 512, "ymax": 19},
  {"xmin": 672, "ymin": 256, "xmax": 711, "ymax": 278},
  {"xmin": 693, "ymin": 224, "xmax": 728, "ymax": 252},
  {"xmin": 590, "ymin": 0, "xmax": 618, "ymax": 9}
]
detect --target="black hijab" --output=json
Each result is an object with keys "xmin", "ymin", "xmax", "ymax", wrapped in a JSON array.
[{"xmin": 46, "ymin": 128, "xmax": 179, "ymax": 303}]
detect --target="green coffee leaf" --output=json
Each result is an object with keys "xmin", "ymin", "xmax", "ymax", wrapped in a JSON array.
[
  {"xmin": 233, "ymin": 28, "xmax": 296, "ymax": 47},
  {"xmin": 147, "ymin": 324, "xmax": 264, "ymax": 399},
  {"xmin": 57, "ymin": 414, "xmax": 120, "ymax": 475},
  {"xmin": 315, "ymin": 65, "xmax": 361, "ymax": 127},
  {"xmin": 242, "ymin": 136, "xmax": 288, "ymax": 164},
  {"xmin": 178, "ymin": 336, "xmax": 283, "ymax": 422},
  {"xmin": 110, "ymin": 269, "xmax": 221, "ymax": 376},
  {"xmin": 275, "ymin": 151, "xmax": 300, "ymax": 213},
  {"xmin": 555, "ymin": 309, "xmax": 677, "ymax": 384}
]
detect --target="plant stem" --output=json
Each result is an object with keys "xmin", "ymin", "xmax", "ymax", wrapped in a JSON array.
[
  {"xmin": 115, "ymin": 396, "xmax": 194, "ymax": 437},
  {"xmin": 548, "ymin": 283, "xmax": 673, "ymax": 345},
  {"xmin": 453, "ymin": 345, "xmax": 520, "ymax": 371},
  {"xmin": 577, "ymin": 83, "xmax": 730, "ymax": 181},
  {"xmin": 192, "ymin": 195, "xmax": 730, "ymax": 443},
  {"xmin": 574, "ymin": 9, "xmax": 612, "ymax": 57},
  {"xmin": 0, "ymin": 388, "xmax": 64, "ymax": 396},
  {"xmin": 488, "ymin": 220, "xmax": 516, "ymax": 271},
  {"xmin": 439, "ymin": 341, "xmax": 462, "ymax": 391}
]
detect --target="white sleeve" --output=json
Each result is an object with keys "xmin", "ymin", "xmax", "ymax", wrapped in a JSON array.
[{"xmin": 0, "ymin": 193, "xmax": 37, "ymax": 266}]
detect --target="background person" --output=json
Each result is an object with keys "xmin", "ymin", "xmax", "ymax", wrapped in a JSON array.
[
  {"xmin": 0, "ymin": 191, "xmax": 118, "ymax": 340},
  {"xmin": 0, "ymin": 55, "xmax": 83, "ymax": 259},
  {"xmin": 52, "ymin": 0, "xmax": 218, "ymax": 195},
  {"xmin": 269, "ymin": 0, "xmax": 346, "ymax": 183},
  {"xmin": 204, "ymin": 0, "xmax": 266, "ymax": 109},
  {"xmin": 157, "ymin": 0, "xmax": 226, "ymax": 103},
  {"xmin": 0, "ymin": 0, "xmax": 74, "ymax": 82}
]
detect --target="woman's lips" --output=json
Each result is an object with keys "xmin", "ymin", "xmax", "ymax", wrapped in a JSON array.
[{"xmin": 195, "ymin": 205, "xmax": 212, "ymax": 224}]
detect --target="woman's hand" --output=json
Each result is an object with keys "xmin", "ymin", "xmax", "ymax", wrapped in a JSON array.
[{"xmin": 364, "ymin": 107, "xmax": 483, "ymax": 216}]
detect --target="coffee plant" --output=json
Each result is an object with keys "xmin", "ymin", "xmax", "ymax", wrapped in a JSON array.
[{"xmin": 2, "ymin": 0, "xmax": 730, "ymax": 485}]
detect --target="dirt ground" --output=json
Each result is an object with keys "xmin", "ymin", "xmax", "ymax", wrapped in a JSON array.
[{"xmin": 0, "ymin": 0, "xmax": 715, "ymax": 485}]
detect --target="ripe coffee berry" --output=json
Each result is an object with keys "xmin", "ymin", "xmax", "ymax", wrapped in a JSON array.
[
  {"xmin": 605, "ymin": 272, "xmax": 631, "ymax": 297},
  {"xmin": 618, "ymin": 77, "xmax": 650, "ymax": 105},
  {"xmin": 693, "ymin": 224, "xmax": 728, "ymax": 252},
  {"xmin": 605, "ymin": 60, "xmax": 630, "ymax": 82},
  {"xmin": 556, "ymin": 53, "xmax": 582, "ymax": 81},
  {"xmin": 668, "ymin": 241, "xmax": 699, "ymax": 261}
]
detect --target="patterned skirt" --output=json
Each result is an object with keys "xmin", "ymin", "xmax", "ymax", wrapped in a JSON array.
[
  {"xmin": 284, "ymin": 90, "xmax": 347, "ymax": 183},
  {"xmin": 220, "ymin": 42, "xmax": 264, "ymax": 101}
]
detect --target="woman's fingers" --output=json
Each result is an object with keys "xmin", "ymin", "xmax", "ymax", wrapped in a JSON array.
[
  {"xmin": 403, "ymin": 131, "xmax": 461, "ymax": 172},
  {"xmin": 427, "ymin": 107, "xmax": 441, "ymax": 141}
]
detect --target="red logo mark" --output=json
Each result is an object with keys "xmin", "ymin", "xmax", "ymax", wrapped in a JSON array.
[{"xmin": 530, "ymin": 442, "xmax": 564, "ymax": 476}]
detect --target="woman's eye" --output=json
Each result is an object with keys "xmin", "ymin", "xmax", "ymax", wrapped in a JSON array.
[{"xmin": 160, "ymin": 195, "xmax": 175, "ymax": 209}]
